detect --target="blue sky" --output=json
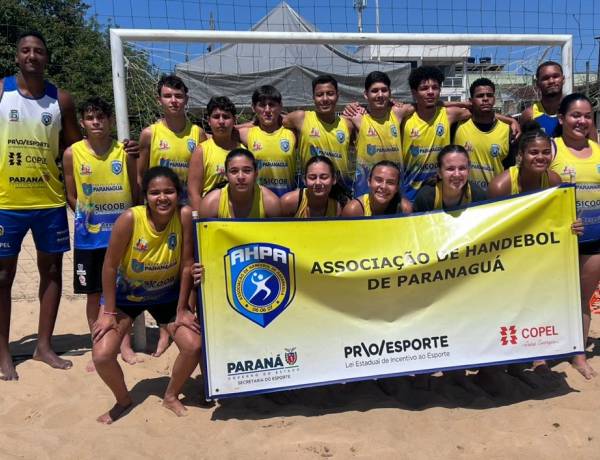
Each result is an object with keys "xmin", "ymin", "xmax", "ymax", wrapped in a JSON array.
[{"xmin": 86, "ymin": 0, "xmax": 600, "ymax": 73}]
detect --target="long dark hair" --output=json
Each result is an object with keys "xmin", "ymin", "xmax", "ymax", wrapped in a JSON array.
[{"xmin": 368, "ymin": 160, "xmax": 402, "ymax": 215}]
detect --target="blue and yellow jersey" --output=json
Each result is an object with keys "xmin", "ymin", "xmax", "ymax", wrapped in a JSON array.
[
  {"xmin": 532, "ymin": 102, "xmax": 559, "ymax": 137},
  {"xmin": 354, "ymin": 111, "xmax": 402, "ymax": 196},
  {"xmin": 454, "ymin": 119, "xmax": 510, "ymax": 190},
  {"xmin": 116, "ymin": 205, "xmax": 181, "ymax": 306},
  {"xmin": 0, "ymin": 75, "xmax": 64, "ymax": 209},
  {"xmin": 201, "ymin": 138, "xmax": 244, "ymax": 196},
  {"xmin": 149, "ymin": 120, "xmax": 204, "ymax": 204},
  {"xmin": 217, "ymin": 184, "xmax": 265, "ymax": 218},
  {"xmin": 402, "ymin": 107, "xmax": 450, "ymax": 201},
  {"xmin": 247, "ymin": 126, "xmax": 296, "ymax": 197},
  {"xmin": 298, "ymin": 111, "xmax": 352, "ymax": 191},
  {"xmin": 72, "ymin": 140, "xmax": 132, "ymax": 249},
  {"xmin": 551, "ymin": 137, "xmax": 600, "ymax": 242}
]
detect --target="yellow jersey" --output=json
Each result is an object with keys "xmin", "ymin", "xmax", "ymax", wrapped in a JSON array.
[
  {"xmin": 0, "ymin": 76, "xmax": 64, "ymax": 209},
  {"xmin": 358, "ymin": 194, "xmax": 372, "ymax": 216},
  {"xmin": 507, "ymin": 165, "xmax": 550, "ymax": 195},
  {"xmin": 298, "ymin": 111, "xmax": 352, "ymax": 191},
  {"xmin": 201, "ymin": 138, "xmax": 243, "ymax": 196},
  {"xmin": 149, "ymin": 120, "xmax": 203, "ymax": 204},
  {"xmin": 354, "ymin": 111, "xmax": 402, "ymax": 196},
  {"xmin": 294, "ymin": 189, "xmax": 338, "ymax": 218},
  {"xmin": 551, "ymin": 137, "xmax": 600, "ymax": 242},
  {"xmin": 454, "ymin": 119, "xmax": 510, "ymax": 190},
  {"xmin": 402, "ymin": 107, "xmax": 450, "ymax": 201},
  {"xmin": 217, "ymin": 184, "xmax": 265, "ymax": 218},
  {"xmin": 247, "ymin": 126, "xmax": 296, "ymax": 197},
  {"xmin": 116, "ymin": 205, "xmax": 181, "ymax": 305},
  {"xmin": 72, "ymin": 140, "xmax": 132, "ymax": 249}
]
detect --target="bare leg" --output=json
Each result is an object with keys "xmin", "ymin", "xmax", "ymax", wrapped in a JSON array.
[
  {"xmin": 152, "ymin": 326, "xmax": 171, "ymax": 358},
  {"xmin": 119, "ymin": 324, "xmax": 141, "ymax": 364},
  {"xmin": 32, "ymin": 251, "xmax": 71, "ymax": 370},
  {"xmin": 85, "ymin": 293, "xmax": 102, "ymax": 372},
  {"xmin": 162, "ymin": 323, "xmax": 201, "ymax": 416},
  {"xmin": 572, "ymin": 254, "xmax": 600, "ymax": 379},
  {"xmin": 0, "ymin": 257, "xmax": 18, "ymax": 380},
  {"xmin": 93, "ymin": 313, "xmax": 134, "ymax": 424}
]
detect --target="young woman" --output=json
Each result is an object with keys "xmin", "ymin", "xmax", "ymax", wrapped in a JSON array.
[
  {"xmin": 198, "ymin": 148, "xmax": 281, "ymax": 218},
  {"xmin": 92, "ymin": 167, "xmax": 200, "ymax": 423},
  {"xmin": 488, "ymin": 122, "xmax": 561, "ymax": 198},
  {"xmin": 551, "ymin": 93, "xmax": 600, "ymax": 380},
  {"xmin": 414, "ymin": 144, "xmax": 487, "ymax": 212},
  {"xmin": 342, "ymin": 160, "xmax": 411, "ymax": 217},
  {"xmin": 280, "ymin": 156, "xmax": 342, "ymax": 217}
]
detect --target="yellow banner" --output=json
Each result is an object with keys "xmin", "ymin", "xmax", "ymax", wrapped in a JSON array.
[{"xmin": 197, "ymin": 186, "xmax": 583, "ymax": 399}]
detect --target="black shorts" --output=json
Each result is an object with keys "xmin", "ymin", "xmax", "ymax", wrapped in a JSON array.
[
  {"xmin": 117, "ymin": 302, "xmax": 177, "ymax": 325},
  {"xmin": 579, "ymin": 240, "xmax": 600, "ymax": 256},
  {"xmin": 74, "ymin": 248, "xmax": 107, "ymax": 294}
]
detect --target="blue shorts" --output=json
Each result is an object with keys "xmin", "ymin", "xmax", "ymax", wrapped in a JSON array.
[{"xmin": 0, "ymin": 207, "xmax": 70, "ymax": 257}]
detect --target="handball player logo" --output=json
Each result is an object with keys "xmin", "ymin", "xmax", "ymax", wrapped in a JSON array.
[
  {"xmin": 82, "ymin": 184, "xmax": 93, "ymax": 196},
  {"xmin": 285, "ymin": 347, "xmax": 297, "ymax": 365},
  {"xmin": 41, "ymin": 112, "xmax": 52, "ymax": 126},
  {"xmin": 167, "ymin": 233, "xmax": 177, "ymax": 250},
  {"xmin": 336, "ymin": 130, "xmax": 346, "ymax": 144},
  {"xmin": 187, "ymin": 139, "xmax": 196, "ymax": 153},
  {"xmin": 435, "ymin": 123, "xmax": 445, "ymax": 137},
  {"xmin": 490, "ymin": 144, "xmax": 500, "ymax": 158},
  {"xmin": 390, "ymin": 124, "xmax": 398, "ymax": 137},
  {"xmin": 225, "ymin": 243, "xmax": 296, "ymax": 328},
  {"xmin": 280, "ymin": 139, "xmax": 290, "ymax": 153},
  {"xmin": 111, "ymin": 160, "xmax": 123, "ymax": 175},
  {"xmin": 367, "ymin": 144, "xmax": 377, "ymax": 156},
  {"xmin": 500, "ymin": 325, "xmax": 518, "ymax": 346}
]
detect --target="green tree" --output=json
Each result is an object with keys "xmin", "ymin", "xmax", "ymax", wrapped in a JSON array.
[{"xmin": 0, "ymin": 0, "xmax": 158, "ymax": 137}]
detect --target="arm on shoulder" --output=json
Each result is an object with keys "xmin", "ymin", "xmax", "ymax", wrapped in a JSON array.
[
  {"xmin": 282, "ymin": 110, "xmax": 305, "ymax": 130},
  {"xmin": 446, "ymin": 106, "xmax": 471, "ymax": 124}
]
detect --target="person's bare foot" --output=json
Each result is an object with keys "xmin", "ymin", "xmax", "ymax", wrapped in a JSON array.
[
  {"xmin": 152, "ymin": 333, "xmax": 171, "ymax": 358},
  {"xmin": 0, "ymin": 353, "xmax": 18, "ymax": 381},
  {"xmin": 162, "ymin": 396, "xmax": 187, "ymax": 416},
  {"xmin": 120, "ymin": 346, "xmax": 142, "ymax": 365},
  {"xmin": 33, "ymin": 347, "xmax": 72, "ymax": 370},
  {"xmin": 572, "ymin": 355, "xmax": 597, "ymax": 380},
  {"xmin": 96, "ymin": 400, "xmax": 133, "ymax": 424},
  {"xmin": 85, "ymin": 359, "xmax": 96, "ymax": 373}
]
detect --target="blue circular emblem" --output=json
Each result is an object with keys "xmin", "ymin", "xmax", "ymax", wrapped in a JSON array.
[
  {"xmin": 280, "ymin": 139, "xmax": 290, "ymax": 153},
  {"xmin": 367, "ymin": 144, "xmax": 377, "ymax": 156},
  {"xmin": 435, "ymin": 123, "xmax": 445, "ymax": 137},
  {"xmin": 187, "ymin": 139, "xmax": 197, "ymax": 153},
  {"xmin": 490, "ymin": 144, "xmax": 500, "ymax": 158},
  {"xmin": 336, "ymin": 130, "xmax": 346, "ymax": 144},
  {"xmin": 390, "ymin": 125, "xmax": 398, "ymax": 137},
  {"xmin": 237, "ymin": 263, "xmax": 286, "ymax": 314}
]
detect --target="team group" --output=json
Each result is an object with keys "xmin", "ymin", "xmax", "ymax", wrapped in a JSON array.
[{"xmin": 1, "ymin": 31, "xmax": 599, "ymax": 423}]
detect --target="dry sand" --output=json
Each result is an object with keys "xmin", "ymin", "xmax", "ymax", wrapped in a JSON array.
[{"xmin": 1, "ymin": 226, "xmax": 599, "ymax": 460}]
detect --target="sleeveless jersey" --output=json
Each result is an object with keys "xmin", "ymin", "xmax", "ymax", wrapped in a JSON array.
[
  {"xmin": 433, "ymin": 182, "xmax": 473, "ymax": 210},
  {"xmin": 358, "ymin": 194, "xmax": 373, "ymax": 217},
  {"xmin": 116, "ymin": 205, "xmax": 181, "ymax": 305},
  {"xmin": 149, "ymin": 120, "xmax": 203, "ymax": 204},
  {"xmin": 402, "ymin": 107, "xmax": 450, "ymax": 201},
  {"xmin": 532, "ymin": 102, "xmax": 559, "ymax": 137},
  {"xmin": 247, "ymin": 126, "xmax": 296, "ymax": 197},
  {"xmin": 298, "ymin": 111, "xmax": 352, "ymax": 191},
  {"xmin": 217, "ymin": 184, "xmax": 265, "ymax": 218},
  {"xmin": 354, "ymin": 111, "xmax": 402, "ymax": 196},
  {"xmin": 508, "ymin": 165, "xmax": 550, "ymax": 195},
  {"xmin": 454, "ymin": 119, "xmax": 510, "ymax": 190},
  {"xmin": 201, "ymin": 138, "xmax": 243, "ymax": 196},
  {"xmin": 72, "ymin": 140, "xmax": 132, "ymax": 249},
  {"xmin": 0, "ymin": 75, "xmax": 64, "ymax": 209},
  {"xmin": 294, "ymin": 189, "xmax": 338, "ymax": 218},
  {"xmin": 551, "ymin": 137, "xmax": 600, "ymax": 243}
]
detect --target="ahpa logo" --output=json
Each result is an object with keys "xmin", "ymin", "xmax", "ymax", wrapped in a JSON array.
[
  {"xmin": 435, "ymin": 123, "xmax": 445, "ymax": 137},
  {"xmin": 280, "ymin": 139, "xmax": 290, "ymax": 153},
  {"xmin": 336, "ymin": 130, "xmax": 346, "ymax": 144},
  {"xmin": 41, "ymin": 112, "xmax": 52, "ymax": 126},
  {"xmin": 187, "ymin": 139, "xmax": 196, "ymax": 153},
  {"xmin": 490, "ymin": 144, "xmax": 500, "ymax": 158},
  {"xmin": 500, "ymin": 325, "xmax": 518, "ymax": 346},
  {"xmin": 111, "ymin": 160, "xmax": 123, "ymax": 175},
  {"xmin": 82, "ymin": 183, "xmax": 93, "ymax": 196},
  {"xmin": 390, "ymin": 124, "xmax": 398, "ymax": 137},
  {"xmin": 224, "ymin": 243, "xmax": 296, "ymax": 328}
]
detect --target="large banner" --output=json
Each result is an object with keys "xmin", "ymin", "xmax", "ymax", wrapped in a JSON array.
[{"xmin": 196, "ymin": 186, "xmax": 583, "ymax": 399}]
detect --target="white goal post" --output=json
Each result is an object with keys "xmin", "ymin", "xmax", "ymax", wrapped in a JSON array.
[{"xmin": 110, "ymin": 28, "xmax": 573, "ymax": 140}]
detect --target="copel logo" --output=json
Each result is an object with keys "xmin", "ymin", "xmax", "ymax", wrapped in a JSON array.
[{"xmin": 500, "ymin": 325, "xmax": 559, "ymax": 345}]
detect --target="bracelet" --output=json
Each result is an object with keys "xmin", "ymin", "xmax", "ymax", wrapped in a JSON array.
[{"xmin": 103, "ymin": 311, "xmax": 118, "ymax": 316}]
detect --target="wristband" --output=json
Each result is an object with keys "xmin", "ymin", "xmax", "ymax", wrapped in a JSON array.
[{"xmin": 103, "ymin": 311, "xmax": 118, "ymax": 316}]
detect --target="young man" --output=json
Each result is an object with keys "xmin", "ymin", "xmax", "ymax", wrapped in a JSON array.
[
  {"xmin": 284, "ymin": 75, "xmax": 355, "ymax": 196},
  {"xmin": 63, "ymin": 98, "xmax": 138, "ymax": 370},
  {"xmin": 401, "ymin": 66, "xmax": 471, "ymax": 201},
  {"xmin": 188, "ymin": 96, "xmax": 244, "ymax": 211},
  {"xmin": 349, "ymin": 71, "xmax": 407, "ymax": 197},
  {"xmin": 238, "ymin": 86, "xmax": 297, "ymax": 197},
  {"xmin": 0, "ymin": 31, "xmax": 81, "ymax": 380},
  {"xmin": 138, "ymin": 75, "xmax": 206, "ymax": 206},
  {"xmin": 453, "ymin": 78, "xmax": 512, "ymax": 191}
]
